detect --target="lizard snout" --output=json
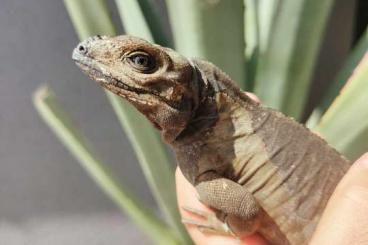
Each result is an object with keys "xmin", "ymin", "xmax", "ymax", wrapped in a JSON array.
[{"xmin": 73, "ymin": 35, "xmax": 110, "ymax": 59}]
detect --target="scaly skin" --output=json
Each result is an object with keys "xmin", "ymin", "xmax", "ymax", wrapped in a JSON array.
[{"xmin": 73, "ymin": 35, "xmax": 351, "ymax": 245}]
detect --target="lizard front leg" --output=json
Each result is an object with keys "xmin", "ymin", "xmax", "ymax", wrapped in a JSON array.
[{"xmin": 184, "ymin": 177, "xmax": 262, "ymax": 237}]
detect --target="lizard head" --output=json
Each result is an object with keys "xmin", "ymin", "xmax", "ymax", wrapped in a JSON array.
[{"xmin": 72, "ymin": 35, "xmax": 199, "ymax": 142}]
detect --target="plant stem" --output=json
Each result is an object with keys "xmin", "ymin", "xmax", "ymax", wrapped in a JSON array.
[
  {"xmin": 166, "ymin": 0, "xmax": 247, "ymax": 89},
  {"xmin": 33, "ymin": 86, "xmax": 181, "ymax": 245}
]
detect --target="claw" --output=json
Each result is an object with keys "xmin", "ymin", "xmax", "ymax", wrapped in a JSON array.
[
  {"xmin": 182, "ymin": 206, "xmax": 208, "ymax": 218},
  {"xmin": 181, "ymin": 206, "xmax": 234, "ymax": 236},
  {"xmin": 181, "ymin": 218, "xmax": 205, "ymax": 227}
]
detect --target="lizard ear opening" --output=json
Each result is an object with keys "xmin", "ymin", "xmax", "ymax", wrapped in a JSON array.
[{"xmin": 188, "ymin": 60, "xmax": 208, "ymax": 112}]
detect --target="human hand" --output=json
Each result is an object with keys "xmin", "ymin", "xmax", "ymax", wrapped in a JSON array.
[
  {"xmin": 176, "ymin": 167, "xmax": 268, "ymax": 245},
  {"xmin": 176, "ymin": 154, "xmax": 368, "ymax": 244},
  {"xmin": 309, "ymin": 153, "xmax": 368, "ymax": 244}
]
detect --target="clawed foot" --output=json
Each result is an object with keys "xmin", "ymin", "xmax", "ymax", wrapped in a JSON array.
[{"xmin": 181, "ymin": 206, "xmax": 234, "ymax": 236}]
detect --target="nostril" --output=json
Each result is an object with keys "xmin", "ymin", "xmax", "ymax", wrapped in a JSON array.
[{"xmin": 78, "ymin": 44, "xmax": 87, "ymax": 54}]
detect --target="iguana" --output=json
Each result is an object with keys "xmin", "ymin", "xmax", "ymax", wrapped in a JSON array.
[{"xmin": 72, "ymin": 35, "xmax": 351, "ymax": 245}]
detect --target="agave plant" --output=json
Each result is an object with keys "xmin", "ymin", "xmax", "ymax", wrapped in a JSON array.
[{"xmin": 33, "ymin": 0, "xmax": 368, "ymax": 244}]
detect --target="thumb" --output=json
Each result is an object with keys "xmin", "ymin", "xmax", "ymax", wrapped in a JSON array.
[{"xmin": 310, "ymin": 153, "xmax": 368, "ymax": 245}]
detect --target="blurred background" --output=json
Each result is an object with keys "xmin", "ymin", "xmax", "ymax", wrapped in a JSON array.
[{"xmin": 0, "ymin": 0, "xmax": 366, "ymax": 244}]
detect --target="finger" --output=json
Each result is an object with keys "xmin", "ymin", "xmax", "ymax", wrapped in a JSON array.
[
  {"xmin": 245, "ymin": 92, "xmax": 261, "ymax": 103},
  {"xmin": 176, "ymin": 168, "xmax": 268, "ymax": 245},
  {"xmin": 176, "ymin": 167, "xmax": 212, "ymax": 219},
  {"xmin": 310, "ymin": 153, "xmax": 368, "ymax": 245}
]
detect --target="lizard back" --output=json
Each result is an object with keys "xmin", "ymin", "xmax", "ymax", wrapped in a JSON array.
[{"xmin": 174, "ymin": 59, "xmax": 351, "ymax": 244}]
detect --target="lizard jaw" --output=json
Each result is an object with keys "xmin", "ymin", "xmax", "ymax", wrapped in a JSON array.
[{"xmin": 73, "ymin": 56, "xmax": 182, "ymax": 110}]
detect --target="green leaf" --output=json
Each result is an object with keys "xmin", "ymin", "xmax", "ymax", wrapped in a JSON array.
[
  {"xmin": 64, "ymin": 0, "xmax": 116, "ymax": 40},
  {"xmin": 315, "ymin": 53, "xmax": 368, "ymax": 160},
  {"xmin": 114, "ymin": 0, "xmax": 152, "ymax": 42},
  {"xmin": 254, "ymin": 0, "xmax": 335, "ymax": 120},
  {"xmin": 115, "ymin": 0, "xmax": 172, "ymax": 46},
  {"xmin": 244, "ymin": 0, "xmax": 259, "ymax": 90},
  {"xmin": 341, "ymin": 126, "xmax": 368, "ymax": 161},
  {"xmin": 257, "ymin": 0, "xmax": 280, "ymax": 52},
  {"xmin": 106, "ymin": 94, "xmax": 190, "ymax": 244},
  {"xmin": 308, "ymin": 27, "xmax": 368, "ymax": 127},
  {"xmin": 244, "ymin": 0, "xmax": 281, "ymax": 89},
  {"xmin": 33, "ymin": 86, "xmax": 180, "ymax": 245},
  {"xmin": 64, "ymin": 1, "xmax": 189, "ymax": 243},
  {"xmin": 165, "ymin": 0, "xmax": 247, "ymax": 89}
]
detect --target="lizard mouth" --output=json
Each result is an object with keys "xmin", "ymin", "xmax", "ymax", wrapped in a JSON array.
[{"xmin": 73, "ymin": 59, "xmax": 182, "ymax": 110}]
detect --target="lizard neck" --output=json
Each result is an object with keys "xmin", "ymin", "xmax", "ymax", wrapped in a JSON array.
[
  {"xmin": 174, "ymin": 87, "xmax": 218, "ymax": 142},
  {"xmin": 172, "ymin": 59, "xmax": 259, "ymax": 184},
  {"xmin": 173, "ymin": 87, "xmax": 254, "ymax": 184}
]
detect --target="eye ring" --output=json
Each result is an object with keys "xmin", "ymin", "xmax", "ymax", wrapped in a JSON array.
[{"xmin": 125, "ymin": 51, "xmax": 156, "ymax": 73}]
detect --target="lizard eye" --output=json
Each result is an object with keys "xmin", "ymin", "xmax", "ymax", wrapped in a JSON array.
[{"xmin": 126, "ymin": 51, "xmax": 156, "ymax": 73}]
